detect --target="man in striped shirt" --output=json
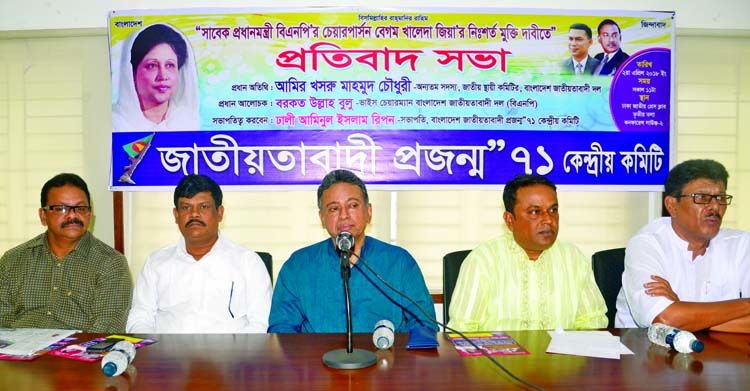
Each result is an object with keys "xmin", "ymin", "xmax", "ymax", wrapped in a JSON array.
[{"xmin": 448, "ymin": 174, "xmax": 607, "ymax": 331}]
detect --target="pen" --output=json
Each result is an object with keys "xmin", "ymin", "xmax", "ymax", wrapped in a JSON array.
[{"xmin": 228, "ymin": 281, "xmax": 235, "ymax": 318}]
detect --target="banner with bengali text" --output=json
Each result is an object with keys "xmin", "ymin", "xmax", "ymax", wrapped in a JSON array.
[{"xmin": 108, "ymin": 7, "xmax": 675, "ymax": 191}]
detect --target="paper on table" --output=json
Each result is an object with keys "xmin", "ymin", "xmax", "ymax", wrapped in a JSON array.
[
  {"xmin": 0, "ymin": 328, "xmax": 78, "ymax": 356},
  {"xmin": 546, "ymin": 330, "xmax": 634, "ymax": 360}
]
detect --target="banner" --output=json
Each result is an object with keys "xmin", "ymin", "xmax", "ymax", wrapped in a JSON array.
[{"xmin": 108, "ymin": 8, "xmax": 675, "ymax": 190}]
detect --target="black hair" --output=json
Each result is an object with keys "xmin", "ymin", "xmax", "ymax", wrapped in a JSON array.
[
  {"xmin": 40, "ymin": 173, "xmax": 91, "ymax": 207},
  {"xmin": 173, "ymin": 174, "xmax": 223, "ymax": 208},
  {"xmin": 664, "ymin": 159, "xmax": 729, "ymax": 197},
  {"xmin": 503, "ymin": 174, "xmax": 557, "ymax": 214},
  {"xmin": 317, "ymin": 169, "xmax": 369, "ymax": 210},
  {"xmin": 597, "ymin": 19, "xmax": 622, "ymax": 35},
  {"xmin": 569, "ymin": 23, "xmax": 593, "ymax": 39},
  {"xmin": 130, "ymin": 24, "xmax": 188, "ymax": 72}
]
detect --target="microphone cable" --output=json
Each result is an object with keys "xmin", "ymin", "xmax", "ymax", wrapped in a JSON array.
[{"xmin": 352, "ymin": 253, "xmax": 546, "ymax": 391}]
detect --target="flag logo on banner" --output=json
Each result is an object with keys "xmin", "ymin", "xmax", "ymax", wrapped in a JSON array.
[
  {"xmin": 118, "ymin": 133, "xmax": 155, "ymax": 185},
  {"xmin": 122, "ymin": 134, "xmax": 154, "ymax": 157}
]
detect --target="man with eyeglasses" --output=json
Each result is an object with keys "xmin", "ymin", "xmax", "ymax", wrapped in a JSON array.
[
  {"xmin": 0, "ymin": 173, "xmax": 133, "ymax": 332},
  {"xmin": 616, "ymin": 159, "xmax": 750, "ymax": 332},
  {"xmin": 126, "ymin": 174, "xmax": 271, "ymax": 333}
]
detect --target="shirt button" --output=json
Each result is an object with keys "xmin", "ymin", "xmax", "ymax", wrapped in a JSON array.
[
  {"xmin": 53, "ymin": 287, "xmax": 58, "ymax": 291},
  {"xmin": 46, "ymin": 311, "xmax": 52, "ymax": 316},
  {"xmin": 67, "ymin": 291, "xmax": 72, "ymax": 296},
  {"xmin": 57, "ymin": 263, "xmax": 61, "ymax": 267}
]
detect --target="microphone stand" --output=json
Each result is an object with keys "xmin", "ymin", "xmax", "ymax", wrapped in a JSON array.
[{"xmin": 322, "ymin": 249, "xmax": 377, "ymax": 369}]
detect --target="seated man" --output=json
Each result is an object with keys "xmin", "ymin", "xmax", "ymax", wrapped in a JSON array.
[
  {"xmin": 615, "ymin": 159, "xmax": 750, "ymax": 332},
  {"xmin": 127, "ymin": 174, "xmax": 271, "ymax": 333},
  {"xmin": 449, "ymin": 174, "xmax": 607, "ymax": 331},
  {"xmin": 0, "ymin": 173, "xmax": 132, "ymax": 332},
  {"xmin": 269, "ymin": 169, "xmax": 436, "ymax": 333}
]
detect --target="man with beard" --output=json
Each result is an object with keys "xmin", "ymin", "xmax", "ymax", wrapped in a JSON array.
[
  {"xmin": 127, "ymin": 174, "xmax": 271, "ymax": 333},
  {"xmin": 448, "ymin": 174, "xmax": 607, "ymax": 331},
  {"xmin": 616, "ymin": 160, "xmax": 750, "ymax": 332},
  {"xmin": 0, "ymin": 173, "xmax": 132, "ymax": 332}
]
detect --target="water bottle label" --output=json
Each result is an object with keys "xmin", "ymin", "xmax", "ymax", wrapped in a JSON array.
[{"xmin": 664, "ymin": 329, "xmax": 679, "ymax": 350}]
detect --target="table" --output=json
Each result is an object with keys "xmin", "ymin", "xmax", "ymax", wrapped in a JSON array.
[{"xmin": 1, "ymin": 329, "xmax": 748, "ymax": 390}]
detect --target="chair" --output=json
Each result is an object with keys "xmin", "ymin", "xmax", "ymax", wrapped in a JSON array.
[
  {"xmin": 591, "ymin": 248, "xmax": 626, "ymax": 328},
  {"xmin": 442, "ymin": 250, "xmax": 472, "ymax": 326},
  {"xmin": 256, "ymin": 251, "xmax": 274, "ymax": 285}
]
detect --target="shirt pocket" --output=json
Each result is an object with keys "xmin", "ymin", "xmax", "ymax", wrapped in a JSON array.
[
  {"xmin": 207, "ymin": 278, "xmax": 247, "ymax": 320},
  {"xmin": 706, "ymin": 265, "xmax": 739, "ymax": 301}
]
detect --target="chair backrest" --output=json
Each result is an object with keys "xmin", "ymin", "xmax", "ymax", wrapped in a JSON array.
[
  {"xmin": 442, "ymin": 250, "xmax": 472, "ymax": 326},
  {"xmin": 591, "ymin": 248, "xmax": 626, "ymax": 328},
  {"xmin": 256, "ymin": 251, "xmax": 273, "ymax": 285}
]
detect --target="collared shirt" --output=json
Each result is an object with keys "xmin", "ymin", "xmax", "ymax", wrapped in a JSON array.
[
  {"xmin": 0, "ymin": 231, "xmax": 133, "ymax": 332},
  {"xmin": 268, "ymin": 236, "xmax": 437, "ymax": 333},
  {"xmin": 448, "ymin": 232, "xmax": 607, "ymax": 331},
  {"xmin": 615, "ymin": 217, "xmax": 750, "ymax": 327},
  {"xmin": 127, "ymin": 233, "xmax": 272, "ymax": 333}
]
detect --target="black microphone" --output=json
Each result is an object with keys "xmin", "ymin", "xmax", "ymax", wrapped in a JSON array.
[
  {"xmin": 336, "ymin": 231, "xmax": 354, "ymax": 253},
  {"xmin": 322, "ymin": 230, "xmax": 376, "ymax": 369}
]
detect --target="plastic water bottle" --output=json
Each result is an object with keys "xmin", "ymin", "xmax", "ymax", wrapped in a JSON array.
[
  {"xmin": 373, "ymin": 319, "xmax": 395, "ymax": 349},
  {"xmin": 647, "ymin": 323, "xmax": 704, "ymax": 353},
  {"xmin": 101, "ymin": 340, "xmax": 137, "ymax": 377}
]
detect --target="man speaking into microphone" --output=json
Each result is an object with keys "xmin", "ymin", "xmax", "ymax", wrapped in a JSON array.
[{"xmin": 268, "ymin": 169, "xmax": 437, "ymax": 333}]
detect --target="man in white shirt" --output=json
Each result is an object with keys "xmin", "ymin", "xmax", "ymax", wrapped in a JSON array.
[
  {"xmin": 615, "ymin": 159, "xmax": 750, "ymax": 333},
  {"xmin": 127, "ymin": 174, "xmax": 271, "ymax": 333},
  {"xmin": 560, "ymin": 23, "xmax": 600, "ymax": 76}
]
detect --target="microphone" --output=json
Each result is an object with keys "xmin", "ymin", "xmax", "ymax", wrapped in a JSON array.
[
  {"xmin": 323, "ymin": 229, "xmax": 376, "ymax": 369},
  {"xmin": 373, "ymin": 319, "xmax": 395, "ymax": 349},
  {"xmin": 336, "ymin": 231, "xmax": 354, "ymax": 253}
]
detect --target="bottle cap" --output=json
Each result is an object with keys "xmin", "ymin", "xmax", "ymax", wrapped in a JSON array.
[
  {"xmin": 376, "ymin": 336, "xmax": 390, "ymax": 349},
  {"xmin": 102, "ymin": 362, "xmax": 118, "ymax": 377},
  {"xmin": 691, "ymin": 340, "xmax": 704, "ymax": 353}
]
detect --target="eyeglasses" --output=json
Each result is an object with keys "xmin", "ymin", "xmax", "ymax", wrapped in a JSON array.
[
  {"xmin": 675, "ymin": 193, "xmax": 733, "ymax": 205},
  {"xmin": 43, "ymin": 205, "xmax": 92, "ymax": 215}
]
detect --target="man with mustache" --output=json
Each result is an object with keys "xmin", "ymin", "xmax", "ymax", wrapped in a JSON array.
[
  {"xmin": 268, "ymin": 169, "xmax": 436, "ymax": 333},
  {"xmin": 593, "ymin": 19, "xmax": 630, "ymax": 76},
  {"xmin": 0, "ymin": 173, "xmax": 132, "ymax": 332},
  {"xmin": 448, "ymin": 174, "xmax": 607, "ymax": 331},
  {"xmin": 127, "ymin": 174, "xmax": 271, "ymax": 333},
  {"xmin": 616, "ymin": 160, "xmax": 750, "ymax": 332}
]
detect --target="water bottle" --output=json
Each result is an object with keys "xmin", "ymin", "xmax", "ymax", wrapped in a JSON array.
[
  {"xmin": 373, "ymin": 319, "xmax": 395, "ymax": 349},
  {"xmin": 647, "ymin": 323, "xmax": 704, "ymax": 353},
  {"xmin": 101, "ymin": 340, "xmax": 137, "ymax": 377}
]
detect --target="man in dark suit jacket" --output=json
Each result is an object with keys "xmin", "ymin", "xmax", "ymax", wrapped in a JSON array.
[
  {"xmin": 594, "ymin": 19, "xmax": 630, "ymax": 76},
  {"xmin": 560, "ymin": 23, "xmax": 600, "ymax": 76}
]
